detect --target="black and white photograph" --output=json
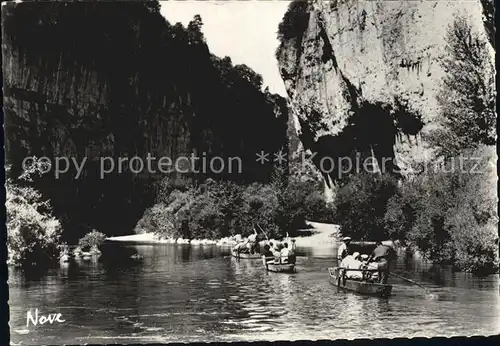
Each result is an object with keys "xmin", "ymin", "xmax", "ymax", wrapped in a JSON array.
[{"xmin": 2, "ymin": 0, "xmax": 499, "ymax": 344}]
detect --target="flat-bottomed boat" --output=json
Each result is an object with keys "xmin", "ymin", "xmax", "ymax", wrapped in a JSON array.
[
  {"xmin": 328, "ymin": 267, "xmax": 392, "ymax": 298},
  {"xmin": 262, "ymin": 256, "xmax": 295, "ymax": 273},
  {"xmin": 231, "ymin": 248, "xmax": 261, "ymax": 259}
]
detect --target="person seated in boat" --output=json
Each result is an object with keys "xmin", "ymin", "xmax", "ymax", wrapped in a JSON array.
[
  {"xmin": 340, "ymin": 252, "xmax": 355, "ymax": 268},
  {"xmin": 279, "ymin": 243, "xmax": 291, "ymax": 264},
  {"xmin": 366, "ymin": 240, "xmax": 396, "ymax": 284},
  {"xmin": 358, "ymin": 253, "xmax": 379, "ymax": 281},
  {"xmin": 344, "ymin": 252, "xmax": 363, "ymax": 280},
  {"xmin": 360, "ymin": 261, "xmax": 379, "ymax": 282},
  {"xmin": 262, "ymin": 244, "xmax": 274, "ymax": 263},
  {"xmin": 267, "ymin": 242, "xmax": 279, "ymax": 262}
]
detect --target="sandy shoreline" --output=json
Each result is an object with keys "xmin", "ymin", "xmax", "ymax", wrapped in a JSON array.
[
  {"xmin": 293, "ymin": 221, "xmax": 340, "ymax": 247},
  {"xmin": 105, "ymin": 220, "xmax": 342, "ymax": 246}
]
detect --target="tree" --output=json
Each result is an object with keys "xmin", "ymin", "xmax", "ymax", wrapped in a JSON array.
[
  {"xmin": 6, "ymin": 176, "xmax": 62, "ymax": 267},
  {"xmin": 384, "ymin": 146, "xmax": 498, "ymax": 273},
  {"xmin": 234, "ymin": 64, "xmax": 264, "ymax": 90},
  {"xmin": 335, "ymin": 173, "xmax": 398, "ymax": 240},
  {"xmin": 187, "ymin": 14, "xmax": 204, "ymax": 43},
  {"xmin": 144, "ymin": 0, "xmax": 161, "ymax": 14},
  {"xmin": 277, "ymin": 0, "xmax": 310, "ymax": 42},
  {"xmin": 435, "ymin": 14, "xmax": 496, "ymax": 155}
]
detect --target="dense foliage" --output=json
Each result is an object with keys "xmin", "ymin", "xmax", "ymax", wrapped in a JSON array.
[
  {"xmin": 78, "ymin": 230, "xmax": 107, "ymax": 251},
  {"xmin": 135, "ymin": 173, "xmax": 334, "ymax": 240},
  {"xmin": 334, "ymin": 15, "xmax": 497, "ymax": 274},
  {"xmin": 385, "ymin": 146, "xmax": 498, "ymax": 273},
  {"xmin": 334, "ymin": 173, "xmax": 398, "ymax": 241},
  {"xmin": 277, "ymin": 0, "xmax": 310, "ymax": 42},
  {"xmin": 6, "ymin": 176, "xmax": 62, "ymax": 267},
  {"xmin": 430, "ymin": 14, "xmax": 496, "ymax": 155}
]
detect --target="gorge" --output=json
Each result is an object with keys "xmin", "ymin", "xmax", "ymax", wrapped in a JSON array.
[
  {"xmin": 3, "ymin": 1, "xmax": 289, "ymax": 241},
  {"xmin": 3, "ymin": 0, "xmax": 497, "ymax": 273}
]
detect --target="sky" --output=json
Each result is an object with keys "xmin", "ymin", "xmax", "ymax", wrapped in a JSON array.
[{"xmin": 160, "ymin": 1, "xmax": 290, "ymax": 96}]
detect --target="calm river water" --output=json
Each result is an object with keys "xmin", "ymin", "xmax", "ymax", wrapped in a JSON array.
[{"xmin": 9, "ymin": 241, "xmax": 500, "ymax": 344}]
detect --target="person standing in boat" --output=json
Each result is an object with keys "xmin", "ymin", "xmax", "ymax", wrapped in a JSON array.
[
  {"xmin": 268, "ymin": 241, "xmax": 280, "ymax": 263},
  {"xmin": 337, "ymin": 237, "xmax": 352, "ymax": 260},
  {"xmin": 235, "ymin": 237, "xmax": 248, "ymax": 254},
  {"xmin": 288, "ymin": 240, "xmax": 296, "ymax": 264},
  {"xmin": 366, "ymin": 240, "xmax": 396, "ymax": 284},
  {"xmin": 280, "ymin": 242, "xmax": 290, "ymax": 264},
  {"xmin": 248, "ymin": 228, "xmax": 261, "ymax": 254}
]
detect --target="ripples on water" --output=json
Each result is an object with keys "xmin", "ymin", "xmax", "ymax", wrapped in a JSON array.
[{"xmin": 9, "ymin": 243, "xmax": 500, "ymax": 344}]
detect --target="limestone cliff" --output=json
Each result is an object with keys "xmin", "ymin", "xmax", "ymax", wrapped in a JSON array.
[
  {"xmin": 2, "ymin": 1, "xmax": 288, "ymax": 240},
  {"xmin": 277, "ymin": 0, "xmax": 493, "ymax": 185}
]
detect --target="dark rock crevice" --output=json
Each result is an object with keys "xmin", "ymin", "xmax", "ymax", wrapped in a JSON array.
[{"xmin": 300, "ymin": 10, "xmax": 401, "ymax": 185}]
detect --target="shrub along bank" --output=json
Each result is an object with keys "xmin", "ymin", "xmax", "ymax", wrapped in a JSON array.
[
  {"xmin": 135, "ymin": 174, "xmax": 335, "ymax": 241},
  {"xmin": 6, "ymin": 168, "xmax": 62, "ymax": 267}
]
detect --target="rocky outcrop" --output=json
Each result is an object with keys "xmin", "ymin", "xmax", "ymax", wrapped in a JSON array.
[
  {"xmin": 3, "ymin": 1, "xmax": 288, "ymax": 240},
  {"xmin": 277, "ymin": 0, "xmax": 492, "ymax": 185}
]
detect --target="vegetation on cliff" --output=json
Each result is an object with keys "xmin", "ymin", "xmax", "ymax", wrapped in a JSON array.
[
  {"xmin": 430, "ymin": 14, "xmax": 496, "ymax": 155},
  {"xmin": 333, "ymin": 14, "xmax": 497, "ymax": 274},
  {"xmin": 277, "ymin": 0, "xmax": 310, "ymax": 44}
]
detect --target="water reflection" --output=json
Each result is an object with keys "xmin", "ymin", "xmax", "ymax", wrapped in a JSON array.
[{"xmin": 9, "ymin": 243, "xmax": 500, "ymax": 344}]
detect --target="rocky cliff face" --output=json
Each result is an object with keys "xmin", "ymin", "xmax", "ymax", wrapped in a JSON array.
[
  {"xmin": 277, "ymin": 0, "xmax": 492, "ymax": 186},
  {"xmin": 3, "ymin": 1, "xmax": 288, "ymax": 240}
]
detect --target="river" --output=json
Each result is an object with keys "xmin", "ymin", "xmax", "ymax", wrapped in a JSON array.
[{"xmin": 9, "ymin": 241, "xmax": 500, "ymax": 344}]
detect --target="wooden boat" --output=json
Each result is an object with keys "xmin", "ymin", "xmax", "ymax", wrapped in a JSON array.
[
  {"xmin": 328, "ymin": 267, "xmax": 392, "ymax": 298},
  {"xmin": 231, "ymin": 248, "xmax": 261, "ymax": 259},
  {"xmin": 262, "ymin": 256, "xmax": 295, "ymax": 273}
]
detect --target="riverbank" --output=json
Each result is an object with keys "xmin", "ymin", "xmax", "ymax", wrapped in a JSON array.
[
  {"xmin": 106, "ymin": 233, "xmax": 216, "ymax": 245},
  {"xmin": 106, "ymin": 220, "xmax": 343, "ymax": 246},
  {"xmin": 293, "ymin": 221, "xmax": 340, "ymax": 247}
]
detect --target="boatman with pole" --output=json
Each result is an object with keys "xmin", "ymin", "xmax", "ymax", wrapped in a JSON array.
[
  {"xmin": 337, "ymin": 237, "xmax": 351, "ymax": 261},
  {"xmin": 366, "ymin": 240, "xmax": 396, "ymax": 284}
]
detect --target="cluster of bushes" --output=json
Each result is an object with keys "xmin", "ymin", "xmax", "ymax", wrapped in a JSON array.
[
  {"xmin": 6, "ymin": 175, "xmax": 110, "ymax": 266},
  {"xmin": 6, "ymin": 171, "xmax": 62, "ymax": 267},
  {"xmin": 390, "ymin": 146, "xmax": 497, "ymax": 273},
  {"xmin": 336, "ymin": 146, "xmax": 497, "ymax": 274},
  {"xmin": 77, "ymin": 230, "xmax": 106, "ymax": 252},
  {"xmin": 135, "ymin": 172, "xmax": 335, "ymax": 241}
]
